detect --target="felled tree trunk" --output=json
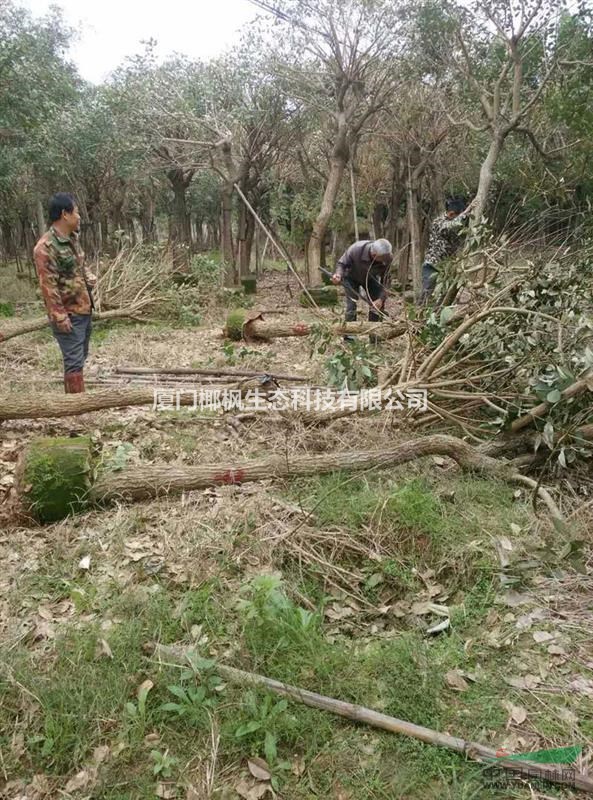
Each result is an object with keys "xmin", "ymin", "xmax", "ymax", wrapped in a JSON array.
[
  {"xmin": 0, "ymin": 384, "xmax": 236, "ymax": 421},
  {"xmin": 0, "ymin": 307, "xmax": 151, "ymax": 344},
  {"xmin": 16, "ymin": 434, "xmax": 511, "ymax": 522},
  {"xmin": 224, "ymin": 310, "xmax": 408, "ymax": 343}
]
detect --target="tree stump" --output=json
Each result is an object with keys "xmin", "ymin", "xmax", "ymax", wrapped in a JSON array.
[
  {"xmin": 241, "ymin": 277, "xmax": 257, "ymax": 294},
  {"xmin": 16, "ymin": 437, "xmax": 93, "ymax": 523},
  {"xmin": 299, "ymin": 286, "xmax": 338, "ymax": 307}
]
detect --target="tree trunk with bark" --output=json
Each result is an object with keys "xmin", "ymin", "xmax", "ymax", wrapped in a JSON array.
[
  {"xmin": 224, "ymin": 310, "xmax": 407, "ymax": 343},
  {"xmin": 306, "ymin": 126, "xmax": 349, "ymax": 286},
  {"xmin": 167, "ymin": 168, "xmax": 194, "ymax": 271},
  {"xmin": 471, "ymin": 133, "xmax": 504, "ymax": 227}
]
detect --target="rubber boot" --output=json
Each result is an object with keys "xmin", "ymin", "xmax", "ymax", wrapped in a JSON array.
[{"xmin": 64, "ymin": 370, "xmax": 85, "ymax": 394}]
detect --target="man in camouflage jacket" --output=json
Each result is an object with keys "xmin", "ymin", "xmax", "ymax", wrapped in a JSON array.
[
  {"xmin": 34, "ymin": 193, "xmax": 96, "ymax": 393},
  {"xmin": 421, "ymin": 196, "xmax": 474, "ymax": 304}
]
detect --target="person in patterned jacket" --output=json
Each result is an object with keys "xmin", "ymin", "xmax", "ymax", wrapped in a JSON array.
[
  {"xmin": 33, "ymin": 193, "xmax": 96, "ymax": 393},
  {"xmin": 421, "ymin": 196, "xmax": 474, "ymax": 304}
]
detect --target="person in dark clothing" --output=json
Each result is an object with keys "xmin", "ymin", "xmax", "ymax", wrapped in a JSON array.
[
  {"xmin": 421, "ymin": 196, "xmax": 474, "ymax": 304},
  {"xmin": 331, "ymin": 238, "xmax": 393, "ymax": 325}
]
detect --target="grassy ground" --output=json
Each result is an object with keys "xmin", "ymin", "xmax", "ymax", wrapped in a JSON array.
[{"xmin": 0, "ymin": 259, "xmax": 591, "ymax": 799}]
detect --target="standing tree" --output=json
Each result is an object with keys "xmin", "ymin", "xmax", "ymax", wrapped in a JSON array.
[
  {"xmin": 412, "ymin": 0, "xmax": 574, "ymax": 226},
  {"xmin": 251, "ymin": 0, "xmax": 401, "ymax": 285}
]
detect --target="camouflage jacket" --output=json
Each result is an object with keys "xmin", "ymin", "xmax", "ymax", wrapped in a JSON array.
[
  {"xmin": 423, "ymin": 211, "xmax": 470, "ymax": 269},
  {"xmin": 33, "ymin": 228, "xmax": 94, "ymax": 323},
  {"xmin": 334, "ymin": 240, "xmax": 393, "ymax": 287}
]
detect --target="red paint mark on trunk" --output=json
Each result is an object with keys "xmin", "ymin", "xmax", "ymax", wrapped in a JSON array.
[
  {"xmin": 292, "ymin": 323, "xmax": 310, "ymax": 336},
  {"xmin": 213, "ymin": 468, "xmax": 246, "ymax": 485}
]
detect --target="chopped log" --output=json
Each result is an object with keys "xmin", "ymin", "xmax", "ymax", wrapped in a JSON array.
[
  {"xmin": 152, "ymin": 644, "xmax": 593, "ymax": 794},
  {"xmin": 90, "ymin": 434, "xmax": 509, "ymax": 504},
  {"xmin": 16, "ymin": 436, "xmax": 93, "ymax": 523},
  {"xmin": 0, "ymin": 384, "xmax": 237, "ymax": 421},
  {"xmin": 0, "ymin": 306, "xmax": 153, "ymax": 344},
  {"xmin": 224, "ymin": 309, "xmax": 408, "ymax": 343}
]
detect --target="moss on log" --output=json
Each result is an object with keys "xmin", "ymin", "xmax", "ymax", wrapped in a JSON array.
[
  {"xmin": 224, "ymin": 308, "xmax": 247, "ymax": 341},
  {"xmin": 17, "ymin": 437, "xmax": 93, "ymax": 523},
  {"xmin": 299, "ymin": 286, "xmax": 338, "ymax": 307}
]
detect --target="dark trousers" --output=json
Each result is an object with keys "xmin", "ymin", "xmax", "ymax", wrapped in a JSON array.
[
  {"xmin": 343, "ymin": 275, "xmax": 385, "ymax": 322},
  {"xmin": 51, "ymin": 313, "xmax": 92, "ymax": 373},
  {"xmin": 421, "ymin": 263, "xmax": 438, "ymax": 305}
]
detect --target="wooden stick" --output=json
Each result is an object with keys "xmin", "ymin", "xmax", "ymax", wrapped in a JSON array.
[
  {"xmin": 511, "ymin": 370, "xmax": 593, "ymax": 432},
  {"xmin": 115, "ymin": 366, "xmax": 311, "ymax": 382},
  {"xmin": 152, "ymin": 644, "xmax": 593, "ymax": 794},
  {"xmin": 0, "ymin": 304, "xmax": 154, "ymax": 344}
]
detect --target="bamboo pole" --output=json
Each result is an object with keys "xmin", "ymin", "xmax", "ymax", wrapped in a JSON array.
[{"xmin": 152, "ymin": 644, "xmax": 593, "ymax": 794}]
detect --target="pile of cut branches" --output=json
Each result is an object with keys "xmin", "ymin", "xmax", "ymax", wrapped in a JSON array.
[{"xmin": 307, "ymin": 243, "xmax": 593, "ymax": 470}]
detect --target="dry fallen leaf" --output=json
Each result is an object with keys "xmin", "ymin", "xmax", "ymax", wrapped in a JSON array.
[
  {"xmin": 445, "ymin": 670, "xmax": 469, "ymax": 692},
  {"xmin": 506, "ymin": 674, "xmax": 540, "ymax": 690},
  {"xmin": 137, "ymin": 679, "xmax": 154, "ymax": 699},
  {"xmin": 96, "ymin": 638, "xmax": 113, "ymax": 659},
  {"xmin": 291, "ymin": 754, "xmax": 306, "ymax": 777},
  {"xmin": 235, "ymin": 778, "xmax": 269, "ymax": 800},
  {"xmin": 502, "ymin": 590, "xmax": 530, "ymax": 608},
  {"xmin": 503, "ymin": 701, "xmax": 527, "ymax": 725},
  {"xmin": 548, "ymin": 644, "xmax": 567, "ymax": 656},
  {"xmin": 64, "ymin": 769, "xmax": 93, "ymax": 794},
  {"xmin": 155, "ymin": 782, "xmax": 177, "ymax": 799},
  {"xmin": 247, "ymin": 757, "xmax": 271, "ymax": 782},
  {"xmin": 92, "ymin": 745, "xmax": 110, "ymax": 765},
  {"xmin": 532, "ymin": 630, "xmax": 554, "ymax": 644}
]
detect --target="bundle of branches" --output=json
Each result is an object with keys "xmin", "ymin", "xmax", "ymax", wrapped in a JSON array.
[
  {"xmin": 307, "ymin": 243, "xmax": 593, "ymax": 470},
  {"xmin": 93, "ymin": 244, "xmax": 164, "ymax": 313}
]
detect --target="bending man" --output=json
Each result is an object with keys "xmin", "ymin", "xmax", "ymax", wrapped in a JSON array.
[{"xmin": 331, "ymin": 238, "xmax": 393, "ymax": 334}]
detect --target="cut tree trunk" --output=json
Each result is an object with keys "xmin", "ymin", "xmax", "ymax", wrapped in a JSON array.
[
  {"xmin": 224, "ymin": 310, "xmax": 407, "ymax": 343},
  {"xmin": 15, "ymin": 434, "xmax": 509, "ymax": 520},
  {"xmin": 0, "ymin": 307, "xmax": 152, "ymax": 344},
  {"xmin": 91, "ymin": 434, "xmax": 509, "ymax": 504},
  {"xmin": 0, "ymin": 384, "xmax": 237, "ymax": 421}
]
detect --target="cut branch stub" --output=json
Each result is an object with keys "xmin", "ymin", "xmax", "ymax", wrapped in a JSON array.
[{"xmin": 16, "ymin": 436, "xmax": 93, "ymax": 523}]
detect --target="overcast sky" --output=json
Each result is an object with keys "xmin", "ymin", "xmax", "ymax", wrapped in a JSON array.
[{"xmin": 21, "ymin": 0, "xmax": 259, "ymax": 83}]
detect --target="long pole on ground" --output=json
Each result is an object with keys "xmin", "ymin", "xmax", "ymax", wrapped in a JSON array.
[{"xmin": 152, "ymin": 644, "xmax": 593, "ymax": 794}]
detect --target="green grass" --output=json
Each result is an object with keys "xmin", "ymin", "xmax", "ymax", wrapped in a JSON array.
[
  {"xmin": 1, "ymin": 469, "xmax": 587, "ymax": 799},
  {"xmin": 0, "ymin": 262, "xmax": 39, "ymax": 304}
]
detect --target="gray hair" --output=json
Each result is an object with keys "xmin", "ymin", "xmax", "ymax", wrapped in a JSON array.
[{"xmin": 371, "ymin": 238, "xmax": 392, "ymax": 257}]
